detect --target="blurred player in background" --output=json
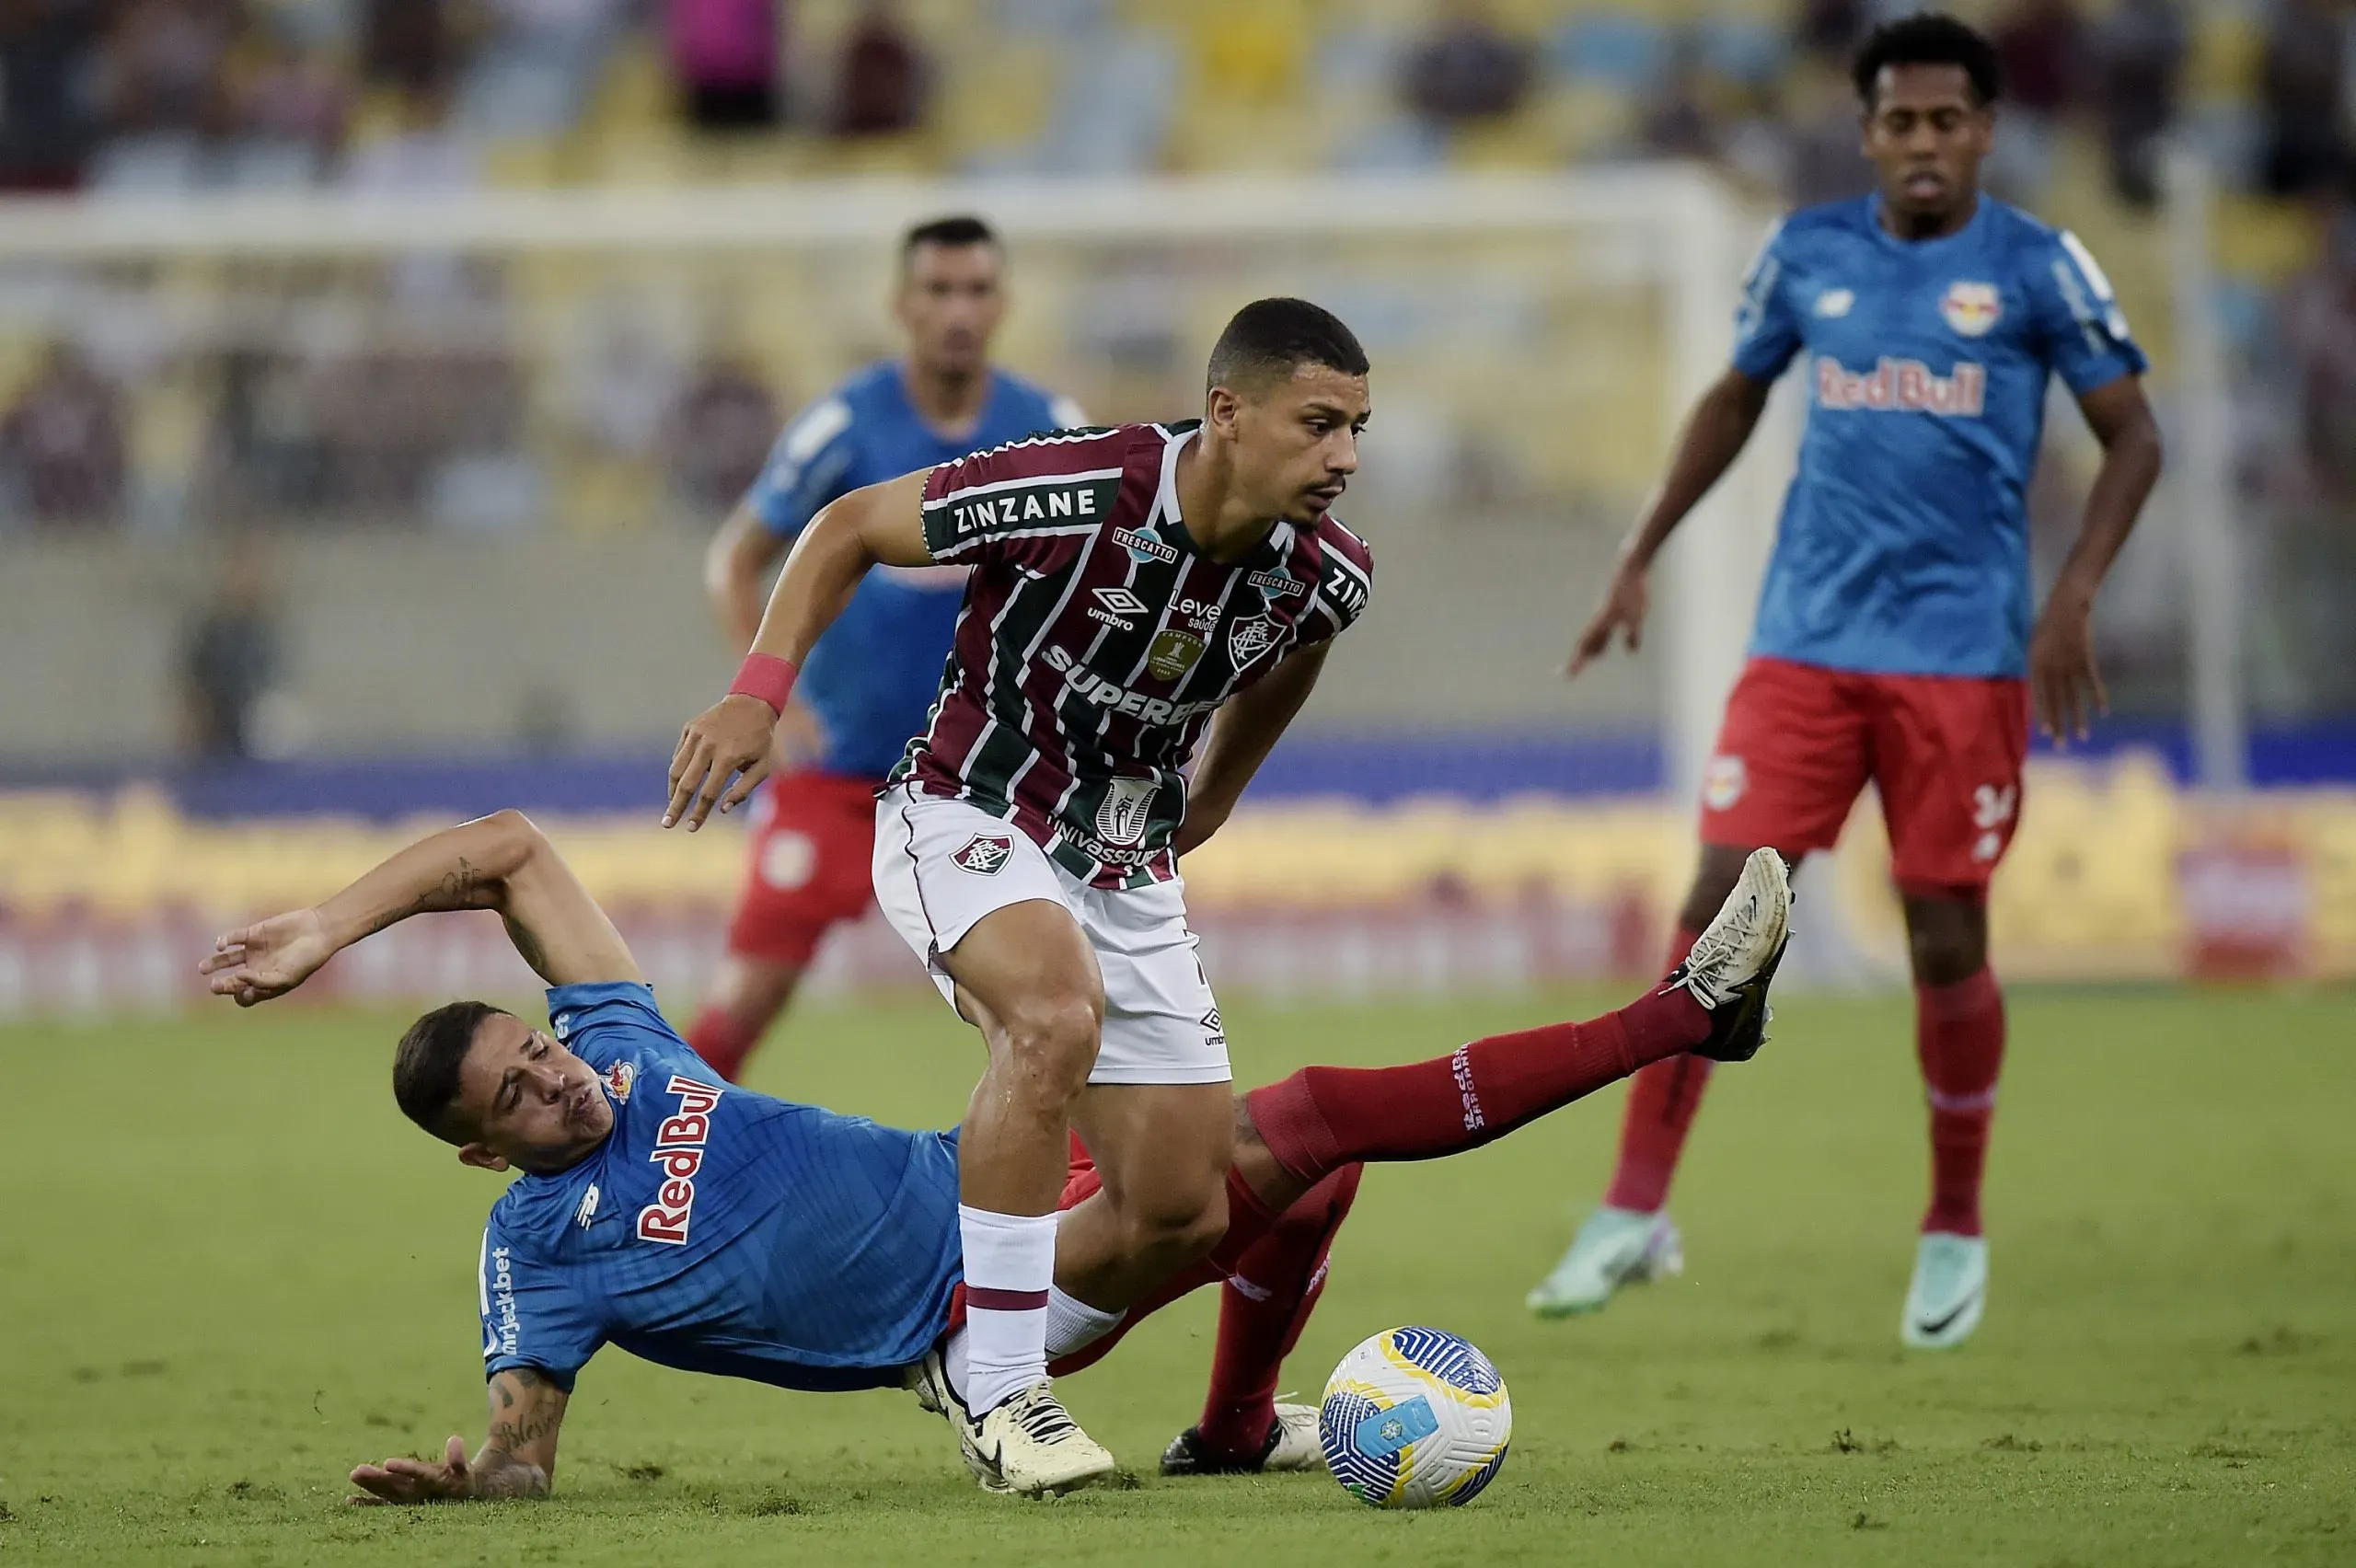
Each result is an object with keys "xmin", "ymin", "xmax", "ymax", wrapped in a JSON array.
[
  {"xmin": 1531, "ymin": 13, "xmax": 2163, "ymax": 1348},
  {"xmin": 687, "ymin": 213, "xmax": 1083, "ymax": 1085}
]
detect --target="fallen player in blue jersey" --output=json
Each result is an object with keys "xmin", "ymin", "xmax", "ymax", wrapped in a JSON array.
[{"xmin": 200, "ymin": 811, "xmax": 1789, "ymax": 1502}]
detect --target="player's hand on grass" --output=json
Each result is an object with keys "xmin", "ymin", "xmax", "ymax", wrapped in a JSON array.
[
  {"xmin": 349, "ymin": 1435, "xmax": 476, "ymax": 1505},
  {"xmin": 2028, "ymin": 590, "xmax": 2107, "ymax": 745},
  {"xmin": 664, "ymin": 694, "xmax": 778, "ymax": 831},
  {"xmin": 1566, "ymin": 563, "xmax": 1649, "ymax": 676},
  {"xmin": 200, "ymin": 907, "xmax": 334, "ymax": 1006},
  {"xmin": 350, "ymin": 1435, "xmax": 549, "ymax": 1505}
]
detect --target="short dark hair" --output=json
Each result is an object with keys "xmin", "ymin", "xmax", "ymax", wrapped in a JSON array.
[
  {"xmin": 1852, "ymin": 13, "xmax": 2002, "ymax": 109},
  {"xmin": 1206, "ymin": 297, "xmax": 1369, "ymax": 394},
  {"xmin": 394, "ymin": 1000, "xmax": 507, "ymax": 1144},
  {"xmin": 900, "ymin": 213, "xmax": 999, "ymax": 263}
]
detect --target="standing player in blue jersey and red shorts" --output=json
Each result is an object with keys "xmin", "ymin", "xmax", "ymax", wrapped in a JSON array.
[
  {"xmin": 687, "ymin": 214, "xmax": 1084, "ymax": 1085},
  {"xmin": 1529, "ymin": 13, "xmax": 2164, "ymax": 1347}
]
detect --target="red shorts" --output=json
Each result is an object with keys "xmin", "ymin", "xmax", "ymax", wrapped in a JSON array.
[
  {"xmin": 724, "ymin": 770, "xmax": 881, "ymax": 966},
  {"xmin": 1700, "ymin": 655, "xmax": 2030, "ymax": 897}
]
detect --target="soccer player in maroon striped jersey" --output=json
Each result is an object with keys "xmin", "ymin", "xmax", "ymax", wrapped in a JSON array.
[{"xmin": 664, "ymin": 298, "xmax": 1378, "ymax": 1493}]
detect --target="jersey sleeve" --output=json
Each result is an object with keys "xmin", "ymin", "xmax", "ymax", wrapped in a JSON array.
[
  {"xmin": 1729, "ymin": 220, "xmax": 1803, "ymax": 383},
  {"xmin": 479, "ymin": 1220, "xmax": 604, "ymax": 1391},
  {"xmin": 2027, "ymin": 229, "xmax": 2151, "ymax": 396},
  {"xmin": 742, "ymin": 395, "xmax": 860, "ymax": 539},
  {"xmin": 1300, "ymin": 522, "xmax": 1375, "ymax": 645},
  {"xmin": 918, "ymin": 429, "xmax": 1133, "ymax": 565}
]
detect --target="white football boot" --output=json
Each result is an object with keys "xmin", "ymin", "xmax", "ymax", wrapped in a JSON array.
[
  {"xmin": 1161, "ymin": 1401, "xmax": 1324, "ymax": 1476},
  {"xmin": 907, "ymin": 1348, "xmax": 1117, "ymax": 1495},
  {"xmin": 1901, "ymin": 1232, "xmax": 1988, "ymax": 1349},
  {"xmin": 1528, "ymin": 848, "xmax": 1792, "ymax": 1319}
]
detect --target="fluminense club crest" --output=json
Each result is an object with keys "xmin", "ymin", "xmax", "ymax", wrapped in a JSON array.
[
  {"xmin": 1226, "ymin": 614, "xmax": 1279, "ymax": 670},
  {"xmin": 952, "ymin": 832, "xmax": 1014, "ymax": 875}
]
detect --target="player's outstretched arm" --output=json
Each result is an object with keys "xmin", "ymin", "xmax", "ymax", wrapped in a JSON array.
[
  {"xmin": 348, "ymin": 1368, "xmax": 569, "ymax": 1505},
  {"xmin": 1568, "ymin": 367, "xmax": 1773, "ymax": 676},
  {"xmin": 2030, "ymin": 375, "xmax": 2165, "ymax": 744},
  {"xmin": 704, "ymin": 501, "xmax": 830, "ymax": 770},
  {"xmin": 1175, "ymin": 642, "xmax": 1329, "ymax": 857},
  {"xmin": 200, "ymin": 810, "xmax": 641, "ymax": 1005},
  {"xmin": 665, "ymin": 467, "xmax": 934, "ymax": 831}
]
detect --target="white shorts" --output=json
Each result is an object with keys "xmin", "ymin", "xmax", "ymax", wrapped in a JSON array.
[{"xmin": 872, "ymin": 784, "xmax": 1230, "ymax": 1086}]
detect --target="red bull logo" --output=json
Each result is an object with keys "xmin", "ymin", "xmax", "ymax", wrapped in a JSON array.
[
  {"xmin": 635, "ymin": 1075, "xmax": 724, "ymax": 1246},
  {"xmin": 1940, "ymin": 280, "xmax": 2003, "ymax": 338},
  {"xmin": 1814, "ymin": 356, "xmax": 1986, "ymax": 418}
]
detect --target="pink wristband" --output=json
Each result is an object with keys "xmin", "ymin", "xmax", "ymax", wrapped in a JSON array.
[{"xmin": 727, "ymin": 653, "xmax": 800, "ymax": 717}]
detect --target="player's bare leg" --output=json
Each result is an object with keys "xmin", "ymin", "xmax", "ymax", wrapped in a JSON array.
[
  {"xmin": 931, "ymin": 899, "xmax": 1117, "ymax": 1493},
  {"xmin": 1054, "ymin": 1082, "xmax": 1234, "ymax": 1311},
  {"xmin": 684, "ymin": 953, "xmax": 803, "ymax": 1084},
  {"xmin": 1529, "ymin": 843, "xmax": 1796, "ymax": 1317},
  {"xmin": 1900, "ymin": 890, "xmax": 2000, "ymax": 1348}
]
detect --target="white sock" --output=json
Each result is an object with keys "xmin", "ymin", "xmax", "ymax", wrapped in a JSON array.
[
  {"xmin": 957, "ymin": 1205, "xmax": 1057, "ymax": 1415},
  {"xmin": 943, "ymin": 1327, "xmax": 970, "ymax": 1406},
  {"xmin": 1045, "ymin": 1286, "xmax": 1125, "ymax": 1358}
]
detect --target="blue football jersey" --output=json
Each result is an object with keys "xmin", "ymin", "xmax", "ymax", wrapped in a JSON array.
[
  {"xmin": 743, "ymin": 362, "xmax": 1085, "ymax": 779},
  {"xmin": 477, "ymin": 982, "xmax": 964, "ymax": 1394},
  {"xmin": 1731, "ymin": 195, "xmax": 2149, "ymax": 679}
]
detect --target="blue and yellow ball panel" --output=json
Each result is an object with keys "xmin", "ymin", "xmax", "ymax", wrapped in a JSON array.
[{"xmin": 1318, "ymin": 1326, "xmax": 1513, "ymax": 1509}]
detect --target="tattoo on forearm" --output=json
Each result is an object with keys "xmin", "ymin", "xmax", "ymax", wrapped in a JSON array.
[
  {"xmin": 366, "ymin": 856, "xmax": 494, "ymax": 937},
  {"xmin": 471, "ymin": 1368, "xmax": 560, "ymax": 1500}
]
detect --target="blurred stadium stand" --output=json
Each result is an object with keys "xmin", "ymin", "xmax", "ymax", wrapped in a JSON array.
[{"xmin": 4, "ymin": 0, "xmax": 2354, "ymax": 1007}]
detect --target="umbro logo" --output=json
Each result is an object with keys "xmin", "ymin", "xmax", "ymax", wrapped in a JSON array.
[{"xmin": 1088, "ymin": 585, "xmax": 1151, "ymax": 629}]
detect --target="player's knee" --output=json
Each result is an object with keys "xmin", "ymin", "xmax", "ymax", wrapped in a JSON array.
[
  {"xmin": 1908, "ymin": 924, "xmax": 1987, "ymax": 987},
  {"xmin": 710, "ymin": 959, "xmax": 800, "ymax": 1028},
  {"xmin": 1120, "ymin": 1176, "xmax": 1228, "ymax": 1265},
  {"xmin": 995, "ymin": 991, "xmax": 1103, "ymax": 1104},
  {"xmin": 1902, "ymin": 897, "xmax": 1988, "ymax": 986}
]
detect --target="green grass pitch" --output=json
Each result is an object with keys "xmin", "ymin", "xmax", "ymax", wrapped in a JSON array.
[{"xmin": 3, "ymin": 986, "xmax": 2350, "ymax": 1566}]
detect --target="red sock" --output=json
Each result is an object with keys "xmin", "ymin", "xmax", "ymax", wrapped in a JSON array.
[
  {"xmin": 686, "ymin": 1007, "xmax": 759, "ymax": 1085},
  {"xmin": 1194, "ymin": 1165, "xmax": 1363, "ymax": 1460},
  {"xmin": 1245, "ymin": 985, "xmax": 1710, "ymax": 1185},
  {"xmin": 1603, "ymin": 926, "xmax": 1712, "ymax": 1212},
  {"xmin": 1916, "ymin": 967, "xmax": 2004, "ymax": 1237}
]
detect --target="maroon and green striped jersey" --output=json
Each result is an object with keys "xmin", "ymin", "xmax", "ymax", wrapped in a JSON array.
[{"xmin": 885, "ymin": 420, "xmax": 1374, "ymax": 889}]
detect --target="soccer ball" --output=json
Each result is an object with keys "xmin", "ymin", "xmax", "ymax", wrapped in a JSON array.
[{"xmin": 1318, "ymin": 1326, "xmax": 1512, "ymax": 1508}]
